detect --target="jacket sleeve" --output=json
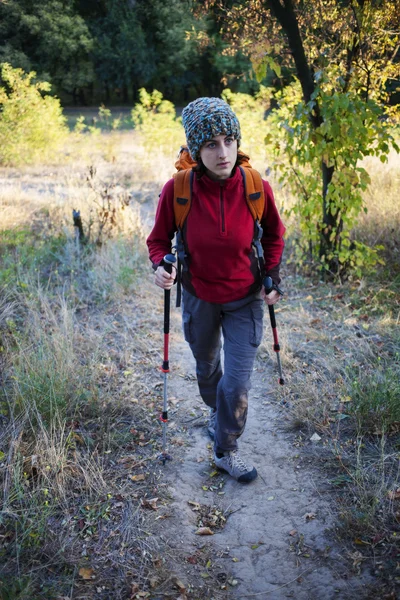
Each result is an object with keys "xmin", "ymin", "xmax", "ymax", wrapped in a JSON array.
[
  {"xmin": 146, "ymin": 178, "xmax": 177, "ymax": 270},
  {"xmin": 261, "ymin": 180, "xmax": 285, "ymax": 284}
]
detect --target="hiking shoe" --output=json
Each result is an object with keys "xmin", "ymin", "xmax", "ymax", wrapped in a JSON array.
[
  {"xmin": 214, "ymin": 449, "xmax": 257, "ymax": 483},
  {"xmin": 207, "ymin": 409, "xmax": 217, "ymax": 440}
]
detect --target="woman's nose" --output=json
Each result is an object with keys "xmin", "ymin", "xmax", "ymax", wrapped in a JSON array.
[{"xmin": 218, "ymin": 145, "xmax": 227, "ymax": 158}]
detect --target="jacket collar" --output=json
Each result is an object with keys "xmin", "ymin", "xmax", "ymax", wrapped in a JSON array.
[{"xmin": 195, "ymin": 166, "xmax": 242, "ymax": 193}]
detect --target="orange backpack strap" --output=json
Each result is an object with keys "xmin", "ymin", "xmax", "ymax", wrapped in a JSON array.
[
  {"xmin": 239, "ymin": 166, "xmax": 265, "ymax": 222},
  {"xmin": 239, "ymin": 165, "xmax": 266, "ymax": 280},
  {"xmin": 173, "ymin": 169, "xmax": 193, "ymax": 229}
]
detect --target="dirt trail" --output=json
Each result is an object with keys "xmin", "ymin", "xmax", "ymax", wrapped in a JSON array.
[{"xmin": 154, "ymin": 306, "xmax": 372, "ymax": 600}]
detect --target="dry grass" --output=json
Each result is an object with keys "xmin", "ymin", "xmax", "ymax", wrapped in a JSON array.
[{"xmin": 0, "ymin": 137, "xmax": 186, "ymax": 598}]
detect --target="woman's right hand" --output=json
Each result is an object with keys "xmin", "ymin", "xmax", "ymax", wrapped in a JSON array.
[{"xmin": 154, "ymin": 265, "xmax": 176, "ymax": 290}]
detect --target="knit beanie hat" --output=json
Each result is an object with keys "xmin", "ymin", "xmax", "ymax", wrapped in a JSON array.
[{"xmin": 181, "ymin": 97, "xmax": 241, "ymax": 162}]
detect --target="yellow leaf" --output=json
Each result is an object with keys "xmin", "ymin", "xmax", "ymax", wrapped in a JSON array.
[
  {"xmin": 79, "ymin": 567, "xmax": 95, "ymax": 580},
  {"xmin": 130, "ymin": 474, "xmax": 145, "ymax": 482},
  {"xmin": 195, "ymin": 527, "xmax": 214, "ymax": 536}
]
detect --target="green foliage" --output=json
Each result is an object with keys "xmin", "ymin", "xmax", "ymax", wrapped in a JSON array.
[
  {"xmin": 0, "ymin": 63, "xmax": 68, "ymax": 166},
  {"xmin": 222, "ymin": 87, "xmax": 270, "ymax": 164},
  {"xmin": 131, "ymin": 88, "xmax": 184, "ymax": 153},
  {"xmin": 0, "ymin": 577, "xmax": 35, "ymax": 600},
  {"xmin": 0, "ymin": 0, "xmax": 94, "ymax": 94},
  {"xmin": 347, "ymin": 363, "xmax": 400, "ymax": 435},
  {"xmin": 0, "ymin": 226, "xmax": 66, "ymax": 288},
  {"xmin": 266, "ymin": 77, "xmax": 398, "ymax": 277},
  {"xmin": 90, "ymin": 0, "xmax": 150, "ymax": 94}
]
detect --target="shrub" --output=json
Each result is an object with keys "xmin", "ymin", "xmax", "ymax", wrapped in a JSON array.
[
  {"xmin": 0, "ymin": 63, "xmax": 68, "ymax": 166},
  {"xmin": 131, "ymin": 88, "xmax": 183, "ymax": 154},
  {"xmin": 221, "ymin": 87, "xmax": 270, "ymax": 168}
]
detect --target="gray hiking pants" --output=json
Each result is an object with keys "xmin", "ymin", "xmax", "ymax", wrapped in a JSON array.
[{"xmin": 182, "ymin": 288, "xmax": 264, "ymax": 454}]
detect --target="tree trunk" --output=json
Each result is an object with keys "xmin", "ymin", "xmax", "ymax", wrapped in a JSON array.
[
  {"xmin": 320, "ymin": 162, "xmax": 336, "ymax": 263},
  {"xmin": 266, "ymin": 0, "xmax": 340, "ymax": 273}
]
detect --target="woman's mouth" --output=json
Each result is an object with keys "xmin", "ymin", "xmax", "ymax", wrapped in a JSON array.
[{"xmin": 217, "ymin": 162, "xmax": 229, "ymax": 167}]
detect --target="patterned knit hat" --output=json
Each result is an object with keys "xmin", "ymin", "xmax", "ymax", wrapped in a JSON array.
[{"xmin": 181, "ymin": 97, "xmax": 241, "ymax": 161}]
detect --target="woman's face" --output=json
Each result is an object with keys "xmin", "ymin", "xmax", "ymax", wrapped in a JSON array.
[{"xmin": 199, "ymin": 134, "xmax": 238, "ymax": 181}]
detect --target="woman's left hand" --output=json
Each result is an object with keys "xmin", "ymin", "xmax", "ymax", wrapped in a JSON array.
[{"xmin": 261, "ymin": 288, "xmax": 281, "ymax": 306}]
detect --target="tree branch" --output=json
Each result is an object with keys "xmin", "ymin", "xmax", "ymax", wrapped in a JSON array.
[{"xmin": 265, "ymin": 0, "xmax": 321, "ymax": 127}]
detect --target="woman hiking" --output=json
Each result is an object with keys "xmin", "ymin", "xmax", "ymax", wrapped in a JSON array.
[{"xmin": 147, "ymin": 97, "xmax": 285, "ymax": 483}]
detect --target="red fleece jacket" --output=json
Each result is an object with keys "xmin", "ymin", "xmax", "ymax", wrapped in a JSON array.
[{"xmin": 147, "ymin": 167, "xmax": 285, "ymax": 303}]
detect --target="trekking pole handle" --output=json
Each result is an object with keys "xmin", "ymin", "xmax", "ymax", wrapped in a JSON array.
[
  {"xmin": 263, "ymin": 276, "xmax": 284, "ymax": 297},
  {"xmin": 161, "ymin": 254, "xmax": 176, "ymax": 333},
  {"xmin": 162, "ymin": 253, "xmax": 176, "ymax": 275},
  {"xmin": 161, "ymin": 254, "xmax": 176, "ymax": 372}
]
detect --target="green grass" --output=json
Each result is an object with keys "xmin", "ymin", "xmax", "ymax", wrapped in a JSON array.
[
  {"xmin": 347, "ymin": 363, "xmax": 400, "ymax": 435},
  {"xmin": 0, "ymin": 227, "xmax": 67, "ymax": 288}
]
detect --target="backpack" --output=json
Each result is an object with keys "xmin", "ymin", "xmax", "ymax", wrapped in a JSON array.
[{"xmin": 171, "ymin": 146, "xmax": 266, "ymax": 307}]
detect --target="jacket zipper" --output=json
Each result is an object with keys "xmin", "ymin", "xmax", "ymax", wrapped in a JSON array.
[{"xmin": 220, "ymin": 183, "xmax": 225, "ymax": 234}]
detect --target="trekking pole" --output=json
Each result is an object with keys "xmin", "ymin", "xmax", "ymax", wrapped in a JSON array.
[
  {"xmin": 158, "ymin": 253, "xmax": 176, "ymax": 465},
  {"xmin": 263, "ymin": 276, "xmax": 284, "ymax": 385}
]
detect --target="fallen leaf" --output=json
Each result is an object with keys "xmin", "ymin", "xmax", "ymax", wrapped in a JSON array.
[
  {"xmin": 79, "ymin": 567, "xmax": 95, "ymax": 580},
  {"xmin": 0, "ymin": 451, "xmax": 5, "ymax": 461},
  {"xmin": 119, "ymin": 456, "xmax": 142, "ymax": 468},
  {"xmin": 195, "ymin": 527, "xmax": 214, "ymax": 536},
  {"xmin": 209, "ymin": 470, "xmax": 219, "ymax": 477},
  {"xmin": 354, "ymin": 538, "xmax": 370, "ymax": 545},
  {"xmin": 201, "ymin": 573, "xmax": 210, "ymax": 578},
  {"xmin": 289, "ymin": 529, "xmax": 298, "ymax": 536},
  {"xmin": 130, "ymin": 474, "xmax": 145, "ymax": 482},
  {"xmin": 173, "ymin": 577, "xmax": 186, "ymax": 593},
  {"xmin": 310, "ymin": 318, "xmax": 322, "ymax": 326},
  {"xmin": 304, "ymin": 512, "xmax": 316, "ymax": 521},
  {"xmin": 232, "ymin": 557, "xmax": 239, "ymax": 562},
  {"xmin": 349, "ymin": 550, "xmax": 364, "ymax": 568},
  {"xmin": 141, "ymin": 497, "xmax": 158, "ymax": 510},
  {"xmin": 188, "ymin": 500, "xmax": 201, "ymax": 511},
  {"xmin": 267, "ymin": 496, "xmax": 274, "ymax": 501},
  {"xmin": 310, "ymin": 433, "xmax": 321, "ymax": 442},
  {"xmin": 228, "ymin": 579, "xmax": 238, "ymax": 586},
  {"xmin": 251, "ymin": 544, "xmax": 259, "ymax": 550},
  {"xmin": 186, "ymin": 555, "xmax": 198, "ymax": 564}
]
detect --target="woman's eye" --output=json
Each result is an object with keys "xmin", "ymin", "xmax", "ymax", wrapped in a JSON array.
[
  {"xmin": 207, "ymin": 142, "xmax": 216, "ymax": 148},
  {"xmin": 226, "ymin": 137, "xmax": 234, "ymax": 144}
]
